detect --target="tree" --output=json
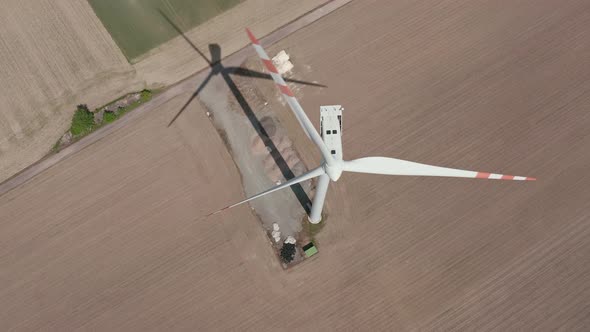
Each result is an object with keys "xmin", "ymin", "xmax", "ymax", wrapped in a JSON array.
[
  {"xmin": 280, "ymin": 243, "xmax": 296, "ymax": 263},
  {"xmin": 70, "ymin": 104, "xmax": 95, "ymax": 136}
]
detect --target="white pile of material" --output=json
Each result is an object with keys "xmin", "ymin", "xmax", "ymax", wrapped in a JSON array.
[
  {"xmin": 285, "ymin": 236, "xmax": 296, "ymax": 245},
  {"xmin": 272, "ymin": 50, "xmax": 294, "ymax": 75},
  {"xmin": 271, "ymin": 223, "xmax": 281, "ymax": 243}
]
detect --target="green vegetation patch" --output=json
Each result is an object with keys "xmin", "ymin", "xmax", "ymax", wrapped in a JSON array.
[
  {"xmin": 56, "ymin": 89, "xmax": 154, "ymax": 153},
  {"xmin": 103, "ymin": 111, "xmax": 117, "ymax": 124},
  {"xmin": 88, "ymin": 0, "xmax": 242, "ymax": 61},
  {"xmin": 100, "ymin": 89, "xmax": 154, "ymax": 124},
  {"xmin": 70, "ymin": 105, "xmax": 96, "ymax": 136}
]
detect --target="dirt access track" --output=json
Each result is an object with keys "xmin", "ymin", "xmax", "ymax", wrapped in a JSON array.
[
  {"xmin": 0, "ymin": 0, "xmax": 329, "ymax": 184},
  {"xmin": 1, "ymin": 0, "xmax": 590, "ymax": 330}
]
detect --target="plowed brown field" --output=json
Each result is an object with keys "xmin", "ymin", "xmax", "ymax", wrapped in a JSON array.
[{"xmin": 1, "ymin": 0, "xmax": 589, "ymax": 330}]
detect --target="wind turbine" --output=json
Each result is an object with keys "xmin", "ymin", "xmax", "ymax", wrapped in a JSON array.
[{"xmin": 210, "ymin": 29, "xmax": 536, "ymax": 223}]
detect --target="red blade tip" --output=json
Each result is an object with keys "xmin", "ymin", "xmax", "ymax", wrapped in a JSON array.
[{"xmin": 245, "ymin": 28, "xmax": 259, "ymax": 45}]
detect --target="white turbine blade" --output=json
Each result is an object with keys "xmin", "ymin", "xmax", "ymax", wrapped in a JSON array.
[
  {"xmin": 343, "ymin": 157, "xmax": 536, "ymax": 181},
  {"xmin": 246, "ymin": 28, "xmax": 335, "ymax": 166},
  {"xmin": 208, "ymin": 166, "xmax": 325, "ymax": 216}
]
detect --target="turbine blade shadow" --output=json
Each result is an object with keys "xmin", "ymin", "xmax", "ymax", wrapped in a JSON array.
[
  {"xmin": 167, "ymin": 71, "xmax": 214, "ymax": 127},
  {"xmin": 220, "ymin": 70, "xmax": 313, "ymax": 213},
  {"xmin": 228, "ymin": 67, "xmax": 327, "ymax": 87},
  {"xmin": 157, "ymin": 8, "xmax": 214, "ymax": 64},
  {"xmin": 157, "ymin": 9, "xmax": 313, "ymax": 213}
]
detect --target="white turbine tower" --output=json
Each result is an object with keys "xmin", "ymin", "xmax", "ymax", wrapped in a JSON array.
[{"xmin": 210, "ymin": 29, "xmax": 536, "ymax": 223}]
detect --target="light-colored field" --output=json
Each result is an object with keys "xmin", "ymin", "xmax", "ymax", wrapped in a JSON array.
[
  {"xmin": 0, "ymin": 0, "xmax": 143, "ymax": 183},
  {"xmin": 0, "ymin": 0, "xmax": 328, "ymax": 184},
  {"xmin": 1, "ymin": 0, "xmax": 590, "ymax": 330}
]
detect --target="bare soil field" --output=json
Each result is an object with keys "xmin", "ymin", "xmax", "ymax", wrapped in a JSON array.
[
  {"xmin": 259, "ymin": 0, "xmax": 590, "ymax": 329},
  {"xmin": 1, "ymin": 0, "xmax": 589, "ymax": 330},
  {"xmin": 0, "ymin": 91, "xmax": 282, "ymax": 331}
]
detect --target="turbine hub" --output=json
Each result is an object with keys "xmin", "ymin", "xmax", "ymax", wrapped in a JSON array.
[{"xmin": 324, "ymin": 160, "xmax": 343, "ymax": 182}]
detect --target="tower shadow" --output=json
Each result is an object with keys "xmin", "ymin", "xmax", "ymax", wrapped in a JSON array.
[{"xmin": 159, "ymin": 10, "xmax": 326, "ymax": 214}]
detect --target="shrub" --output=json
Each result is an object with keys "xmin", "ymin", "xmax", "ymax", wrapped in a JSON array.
[
  {"xmin": 140, "ymin": 89, "xmax": 152, "ymax": 102},
  {"xmin": 280, "ymin": 243, "xmax": 296, "ymax": 263},
  {"xmin": 70, "ymin": 104, "xmax": 95, "ymax": 136},
  {"xmin": 103, "ymin": 111, "xmax": 118, "ymax": 123}
]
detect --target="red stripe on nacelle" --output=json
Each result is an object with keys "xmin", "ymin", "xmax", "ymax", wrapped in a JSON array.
[
  {"xmin": 476, "ymin": 172, "xmax": 491, "ymax": 179},
  {"xmin": 501, "ymin": 175, "xmax": 514, "ymax": 180},
  {"xmin": 246, "ymin": 28, "xmax": 259, "ymax": 45},
  {"xmin": 262, "ymin": 59, "xmax": 278, "ymax": 73},
  {"xmin": 278, "ymin": 84, "xmax": 294, "ymax": 97}
]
